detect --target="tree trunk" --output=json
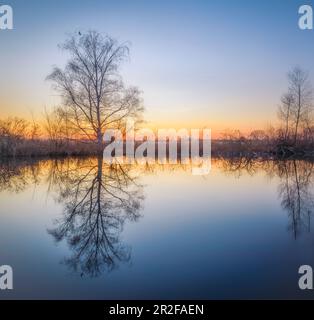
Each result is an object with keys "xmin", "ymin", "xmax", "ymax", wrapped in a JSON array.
[
  {"xmin": 97, "ymin": 128, "xmax": 103, "ymax": 154},
  {"xmin": 285, "ymin": 106, "xmax": 290, "ymax": 141},
  {"xmin": 294, "ymin": 86, "xmax": 301, "ymax": 146}
]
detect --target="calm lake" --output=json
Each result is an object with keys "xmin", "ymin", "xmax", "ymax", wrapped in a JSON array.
[{"xmin": 0, "ymin": 157, "xmax": 314, "ymax": 299}]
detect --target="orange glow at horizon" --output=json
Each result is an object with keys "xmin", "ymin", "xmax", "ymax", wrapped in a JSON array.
[{"xmin": 0, "ymin": 106, "xmax": 276, "ymax": 140}]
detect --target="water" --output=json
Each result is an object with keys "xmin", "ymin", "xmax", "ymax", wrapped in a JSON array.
[{"xmin": 0, "ymin": 157, "xmax": 314, "ymax": 299}]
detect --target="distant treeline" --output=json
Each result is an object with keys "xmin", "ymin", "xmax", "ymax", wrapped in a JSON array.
[
  {"xmin": 1, "ymin": 115, "xmax": 313, "ymax": 159},
  {"xmin": 0, "ymin": 115, "xmax": 313, "ymax": 158}
]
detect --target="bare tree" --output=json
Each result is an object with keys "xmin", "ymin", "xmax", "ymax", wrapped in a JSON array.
[
  {"xmin": 44, "ymin": 107, "xmax": 74, "ymax": 150},
  {"xmin": 287, "ymin": 67, "xmax": 313, "ymax": 145},
  {"xmin": 47, "ymin": 31, "xmax": 144, "ymax": 151},
  {"xmin": 249, "ymin": 130, "xmax": 267, "ymax": 141},
  {"xmin": 0, "ymin": 117, "xmax": 30, "ymax": 156},
  {"xmin": 277, "ymin": 93, "xmax": 294, "ymax": 142},
  {"xmin": 0, "ymin": 117, "xmax": 29, "ymax": 140},
  {"xmin": 29, "ymin": 116, "xmax": 41, "ymax": 141}
]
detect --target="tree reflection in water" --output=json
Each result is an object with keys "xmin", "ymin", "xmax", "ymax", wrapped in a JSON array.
[
  {"xmin": 220, "ymin": 157, "xmax": 314, "ymax": 239},
  {"xmin": 277, "ymin": 160, "xmax": 314, "ymax": 239},
  {"xmin": 46, "ymin": 156, "xmax": 144, "ymax": 277},
  {"xmin": 0, "ymin": 156, "xmax": 314, "ymax": 275},
  {"xmin": 0, "ymin": 158, "xmax": 41, "ymax": 193}
]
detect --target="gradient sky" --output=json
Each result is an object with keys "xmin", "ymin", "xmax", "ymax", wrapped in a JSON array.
[{"xmin": 1, "ymin": 0, "xmax": 314, "ymax": 136}]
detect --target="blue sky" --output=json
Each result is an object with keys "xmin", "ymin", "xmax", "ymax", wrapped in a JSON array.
[{"xmin": 0, "ymin": 0, "xmax": 313, "ymax": 134}]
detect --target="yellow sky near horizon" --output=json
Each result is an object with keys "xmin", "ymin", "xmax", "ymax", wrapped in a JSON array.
[
  {"xmin": 0, "ymin": 101, "xmax": 276, "ymax": 139},
  {"xmin": 0, "ymin": 84, "xmax": 278, "ymax": 139}
]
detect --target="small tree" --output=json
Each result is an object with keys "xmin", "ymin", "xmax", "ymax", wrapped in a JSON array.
[
  {"xmin": 44, "ymin": 107, "xmax": 73, "ymax": 151},
  {"xmin": 0, "ymin": 117, "xmax": 30, "ymax": 155},
  {"xmin": 287, "ymin": 67, "xmax": 313, "ymax": 145},
  {"xmin": 277, "ymin": 93, "xmax": 294, "ymax": 142}
]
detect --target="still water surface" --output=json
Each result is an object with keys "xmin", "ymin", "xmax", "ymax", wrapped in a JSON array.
[{"xmin": 0, "ymin": 157, "xmax": 314, "ymax": 299}]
